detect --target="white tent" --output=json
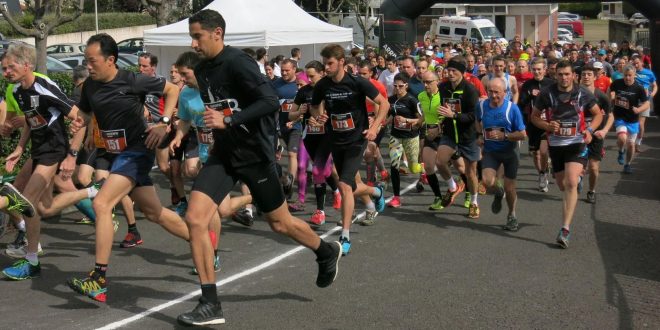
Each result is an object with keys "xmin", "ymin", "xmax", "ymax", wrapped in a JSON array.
[{"xmin": 143, "ymin": 0, "xmax": 353, "ymax": 77}]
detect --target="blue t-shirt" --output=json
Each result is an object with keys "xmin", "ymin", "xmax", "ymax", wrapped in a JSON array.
[
  {"xmin": 177, "ymin": 86, "xmax": 210, "ymax": 163},
  {"xmin": 476, "ymin": 99, "xmax": 526, "ymax": 152},
  {"xmin": 271, "ymin": 78, "xmax": 301, "ymax": 132},
  {"xmin": 635, "ymin": 68, "xmax": 656, "ymax": 97},
  {"xmin": 611, "ymin": 71, "xmax": 623, "ymax": 81}
]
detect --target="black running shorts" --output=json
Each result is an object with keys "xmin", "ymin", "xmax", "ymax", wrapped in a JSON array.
[{"xmin": 332, "ymin": 140, "xmax": 367, "ymax": 191}]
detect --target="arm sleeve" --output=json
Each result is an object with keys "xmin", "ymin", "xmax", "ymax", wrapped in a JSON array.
[
  {"xmin": 227, "ymin": 54, "xmax": 279, "ymax": 126},
  {"xmin": 177, "ymin": 95, "xmax": 192, "ymax": 121}
]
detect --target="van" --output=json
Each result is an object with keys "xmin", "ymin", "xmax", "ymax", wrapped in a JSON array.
[{"xmin": 425, "ymin": 16, "xmax": 508, "ymax": 47}]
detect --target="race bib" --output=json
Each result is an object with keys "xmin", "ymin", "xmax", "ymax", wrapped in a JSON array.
[
  {"xmin": 330, "ymin": 113, "xmax": 356, "ymax": 131},
  {"xmin": 206, "ymin": 98, "xmax": 239, "ymax": 117},
  {"xmin": 305, "ymin": 119, "xmax": 325, "ymax": 135},
  {"xmin": 196, "ymin": 127, "xmax": 214, "ymax": 145},
  {"xmin": 614, "ymin": 96, "xmax": 630, "ymax": 110},
  {"xmin": 24, "ymin": 109, "xmax": 47, "ymax": 129},
  {"xmin": 394, "ymin": 116, "xmax": 413, "ymax": 131},
  {"xmin": 280, "ymin": 100, "xmax": 294, "ymax": 113},
  {"xmin": 444, "ymin": 98, "xmax": 462, "ymax": 113},
  {"xmin": 555, "ymin": 121, "xmax": 578, "ymax": 137},
  {"xmin": 101, "ymin": 129, "xmax": 127, "ymax": 153},
  {"xmin": 484, "ymin": 127, "xmax": 506, "ymax": 141}
]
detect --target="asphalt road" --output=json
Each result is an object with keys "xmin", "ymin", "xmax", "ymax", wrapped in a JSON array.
[{"xmin": 1, "ymin": 118, "xmax": 659, "ymax": 329}]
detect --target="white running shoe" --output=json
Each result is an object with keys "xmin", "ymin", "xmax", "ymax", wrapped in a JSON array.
[{"xmin": 6, "ymin": 242, "xmax": 44, "ymax": 259}]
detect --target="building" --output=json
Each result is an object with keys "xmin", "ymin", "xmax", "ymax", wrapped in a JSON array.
[{"xmin": 599, "ymin": 2, "xmax": 626, "ymax": 20}]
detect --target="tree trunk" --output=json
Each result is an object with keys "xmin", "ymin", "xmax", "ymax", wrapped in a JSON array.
[{"xmin": 34, "ymin": 35, "xmax": 48, "ymax": 74}]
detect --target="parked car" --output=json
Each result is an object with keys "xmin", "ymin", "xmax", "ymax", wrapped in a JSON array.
[
  {"xmin": 59, "ymin": 53, "xmax": 135, "ymax": 69},
  {"xmin": 558, "ymin": 20, "xmax": 584, "ymax": 36},
  {"xmin": 117, "ymin": 38, "xmax": 144, "ymax": 55},
  {"xmin": 630, "ymin": 13, "xmax": 649, "ymax": 27},
  {"xmin": 46, "ymin": 56, "xmax": 73, "ymax": 74},
  {"xmin": 118, "ymin": 53, "xmax": 139, "ymax": 67},
  {"xmin": 558, "ymin": 23, "xmax": 578, "ymax": 38},
  {"xmin": 557, "ymin": 27, "xmax": 573, "ymax": 41},
  {"xmin": 46, "ymin": 43, "xmax": 86, "ymax": 58},
  {"xmin": 558, "ymin": 12, "xmax": 580, "ymax": 21}
]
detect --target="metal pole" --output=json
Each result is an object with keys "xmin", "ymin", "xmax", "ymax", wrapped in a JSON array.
[{"xmin": 95, "ymin": 0, "xmax": 99, "ymax": 34}]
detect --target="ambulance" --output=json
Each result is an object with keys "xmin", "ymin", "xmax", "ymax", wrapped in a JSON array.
[{"xmin": 425, "ymin": 16, "xmax": 508, "ymax": 47}]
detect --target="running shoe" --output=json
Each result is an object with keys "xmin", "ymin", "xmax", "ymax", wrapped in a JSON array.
[
  {"xmin": 617, "ymin": 150, "xmax": 625, "ymax": 165},
  {"xmin": 119, "ymin": 232, "xmax": 143, "ymax": 248},
  {"xmin": 556, "ymin": 228, "xmax": 570, "ymax": 249},
  {"xmin": 191, "ymin": 255, "xmax": 221, "ymax": 275},
  {"xmin": 503, "ymin": 215, "xmax": 519, "ymax": 231},
  {"xmin": 332, "ymin": 191, "xmax": 342, "ymax": 210},
  {"xmin": 175, "ymin": 200, "xmax": 188, "ymax": 217},
  {"xmin": 420, "ymin": 172, "xmax": 429, "ymax": 185},
  {"xmin": 316, "ymin": 241, "xmax": 341, "ymax": 288},
  {"xmin": 623, "ymin": 164, "xmax": 633, "ymax": 174},
  {"xmin": 288, "ymin": 200, "xmax": 305, "ymax": 212},
  {"xmin": 539, "ymin": 173, "xmax": 549, "ymax": 193},
  {"xmin": 586, "ymin": 191, "xmax": 596, "ymax": 204},
  {"xmin": 416, "ymin": 181, "xmax": 425, "ymax": 193},
  {"xmin": 361, "ymin": 210, "xmax": 378, "ymax": 226},
  {"xmin": 577, "ymin": 176, "xmax": 583, "ymax": 193},
  {"xmin": 463, "ymin": 192, "xmax": 471, "ymax": 208},
  {"xmin": 441, "ymin": 181, "xmax": 465, "ymax": 208},
  {"xmin": 309, "ymin": 210, "xmax": 326, "ymax": 226},
  {"xmin": 67, "ymin": 270, "xmax": 107, "ymax": 302},
  {"xmin": 491, "ymin": 186, "xmax": 505, "ymax": 215},
  {"xmin": 387, "ymin": 196, "xmax": 401, "ymax": 208},
  {"xmin": 380, "ymin": 170, "xmax": 390, "ymax": 182},
  {"xmin": 478, "ymin": 181, "xmax": 487, "ymax": 195},
  {"xmin": 372, "ymin": 185, "xmax": 385, "ymax": 213},
  {"xmin": 339, "ymin": 236, "xmax": 351, "ymax": 256},
  {"xmin": 2, "ymin": 259, "xmax": 40, "ymax": 280},
  {"xmin": 76, "ymin": 217, "xmax": 95, "ymax": 225},
  {"xmin": 232, "ymin": 208, "xmax": 254, "ymax": 227},
  {"xmin": 7, "ymin": 230, "xmax": 26, "ymax": 250},
  {"xmin": 468, "ymin": 203, "xmax": 480, "ymax": 219},
  {"xmin": 177, "ymin": 297, "xmax": 225, "ymax": 326},
  {"xmin": 428, "ymin": 196, "xmax": 444, "ymax": 211},
  {"xmin": 0, "ymin": 183, "xmax": 35, "ymax": 217},
  {"xmin": 6, "ymin": 242, "xmax": 43, "ymax": 259}
]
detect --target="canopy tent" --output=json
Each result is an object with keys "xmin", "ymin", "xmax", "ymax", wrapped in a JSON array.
[{"xmin": 143, "ymin": 0, "xmax": 353, "ymax": 77}]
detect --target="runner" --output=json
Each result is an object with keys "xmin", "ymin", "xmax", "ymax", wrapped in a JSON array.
[
  {"xmin": 67, "ymin": 33, "xmax": 191, "ymax": 301},
  {"xmin": 476, "ymin": 77, "xmax": 526, "ymax": 230},
  {"xmin": 310, "ymin": 44, "xmax": 389, "ymax": 250},
  {"xmin": 419, "ymin": 71, "xmax": 445, "ymax": 209},
  {"xmin": 530, "ymin": 60, "xmax": 603, "ymax": 248},
  {"xmin": 481, "ymin": 55, "xmax": 519, "ymax": 103},
  {"xmin": 177, "ymin": 11, "xmax": 342, "ymax": 325},
  {"xmin": 610, "ymin": 64, "xmax": 649, "ymax": 174},
  {"xmin": 631, "ymin": 55, "xmax": 656, "ymax": 152}
]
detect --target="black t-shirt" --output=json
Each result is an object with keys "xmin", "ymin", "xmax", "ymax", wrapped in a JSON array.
[
  {"xmin": 79, "ymin": 70, "xmax": 165, "ymax": 153},
  {"xmin": 610, "ymin": 79, "xmax": 648, "ymax": 123},
  {"xmin": 311, "ymin": 73, "xmax": 379, "ymax": 145},
  {"xmin": 14, "ymin": 76, "xmax": 74, "ymax": 158},
  {"xmin": 587, "ymin": 88, "xmax": 611, "ymax": 130},
  {"xmin": 294, "ymin": 84, "xmax": 314, "ymax": 131},
  {"xmin": 438, "ymin": 79, "xmax": 479, "ymax": 142},
  {"xmin": 195, "ymin": 45, "xmax": 279, "ymax": 167},
  {"xmin": 388, "ymin": 93, "xmax": 420, "ymax": 139},
  {"xmin": 518, "ymin": 77, "xmax": 555, "ymax": 116}
]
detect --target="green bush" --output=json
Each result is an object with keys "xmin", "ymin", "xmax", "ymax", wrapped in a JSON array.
[{"xmin": 0, "ymin": 13, "xmax": 156, "ymax": 38}]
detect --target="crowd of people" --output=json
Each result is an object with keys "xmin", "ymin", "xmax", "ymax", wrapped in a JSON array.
[{"xmin": 0, "ymin": 8, "xmax": 655, "ymax": 326}]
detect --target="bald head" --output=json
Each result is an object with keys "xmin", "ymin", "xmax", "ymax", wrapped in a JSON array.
[
  {"xmin": 488, "ymin": 77, "xmax": 507, "ymax": 106},
  {"xmin": 422, "ymin": 71, "xmax": 439, "ymax": 93}
]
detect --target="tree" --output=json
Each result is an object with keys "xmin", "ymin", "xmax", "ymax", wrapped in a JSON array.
[
  {"xmin": 140, "ymin": 0, "xmax": 191, "ymax": 27},
  {"xmin": 0, "ymin": 0, "xmax": 84, "ymax": 74},
  {"xmin": 347, "ymin": 0, "xmax": 379, "ymax": 48},
  {"xmin": 314, "ymin": 0, "xmax": 346, "ymax": 22}
]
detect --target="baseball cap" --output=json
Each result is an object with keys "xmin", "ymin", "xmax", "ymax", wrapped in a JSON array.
[
  {"xmin": 598, "ymin": 49, "xmax": 606, "ymax": 56},
  {"xmin": 593, "ymin": 61, "xmax": 604, "ymax": 69}
]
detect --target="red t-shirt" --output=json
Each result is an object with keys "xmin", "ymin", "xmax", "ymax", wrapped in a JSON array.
[
  {"xmin": 515, "ymin": 72, "xmax": 534, "ymax": 89},
  {"xmin": 594, "ymin": 76, "xmax": 611, "ymax": 94},
  {"xmin": 464, "ymin": 73, "xmax": 487, "ymax": 98},
  {"xmin": 367, "ymin": 78, "xmax": 388, "ymax": 114}
]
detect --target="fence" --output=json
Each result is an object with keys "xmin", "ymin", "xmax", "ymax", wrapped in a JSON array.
[{"xmin": 636, "ymin": 29, "xmax": 650, "ymax": 48}]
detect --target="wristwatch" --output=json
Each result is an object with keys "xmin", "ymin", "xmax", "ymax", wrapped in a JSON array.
[
  {"xmin": 159, "ymin": 116, "xmax": 171, "ymax": 125},
  {"xmin": 68, "ymin": 149, "xmax": 79, "ymax": 157},
  {"xmin": 223, "ymin": 116, "xmax": 233, "ymax": 127}
]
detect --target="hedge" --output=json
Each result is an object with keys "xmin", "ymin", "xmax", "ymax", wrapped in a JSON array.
[{"xmin": 0, "ymin": 12, "xmax": 156, "ymax": 38}]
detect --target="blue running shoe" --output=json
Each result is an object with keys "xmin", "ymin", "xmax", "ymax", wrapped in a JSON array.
[
  {"xmin": 2, "ymin": 259, "xmax": 40, "ymax": 280},
  {"xmin": 175, "ymin": 200, "xmax": 188, "ymax": 217},
  {"xmin": 372, "ymin": 185, "xmax": 385, "ymax": 213},
  {"xmin": 617, "ymin": 150, "xmax": 625, "ymax": 165},
  {"xmin": 339, "ymin": 236, "xmax": 351, "ymax": 256}
]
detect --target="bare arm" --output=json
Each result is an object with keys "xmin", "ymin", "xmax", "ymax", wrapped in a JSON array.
[{"xmin": 510, "ymin": 76, "xmax": 519, "ymax": 103}]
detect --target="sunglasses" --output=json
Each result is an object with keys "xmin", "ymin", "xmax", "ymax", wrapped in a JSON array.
[{"xmin": 393, "ymin": 84, "xmax": 407, "ymax": 88}]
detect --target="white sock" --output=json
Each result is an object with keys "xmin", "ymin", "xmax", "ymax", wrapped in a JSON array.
[
  {"xmin": 446, "ymin": 177, "xmax": 457, "ymax": 191},
  {"xmin": 87, "ymin": 186, "xmax": 99, "ymax": 199},
  {"xmin": 26, "ymin": 252, "xmax": 38, "ymax": 265},
  {"xmin": 365, "ymin": 201, "xmax": 376, "ymax": 211},
  {"xmin": 17, "ymin": 219, "xmax": 26, "ymax": 232},
  {"xmin": 470, "ymin": 193, "xmax": 478, "ymax": 204},
  {"xmin": 341, "ymin": 229, "xmax": 350, "ymax": 240},
  {"xmin": 636, "ymin": 138, "xmax": 642, "ymax": 146}
]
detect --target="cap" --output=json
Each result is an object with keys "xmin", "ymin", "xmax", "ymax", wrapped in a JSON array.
[
  {"xmin": 598, "ymin": 49, "xmax": 606, "ymax": 56},
  {"xmin": 519, "ymin": 53, "xmax": 530, "ymax": 61},
  {"xmin": 425, "ymin": 50, "xmax": 434, "ymax": 56},
  {"xmin": 450, "ymin": 49, "xmax": 458, "ymax": 54},
  {"xmin": 593, "ymin": 61, "xmax": 604, "ymax": 69}
]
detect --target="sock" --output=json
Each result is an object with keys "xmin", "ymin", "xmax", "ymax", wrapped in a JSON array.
[
  {"xmin": 86, "ymin": 186, "xmax": 99, "ymax": 199},
  {"xmin": 427, "ymin": 173, "xmax": 442, "ymax": 197},
  {"xmin": 470, "ymin": 193, "xmax": 478, "ymax": 204},
  {"xmin": 201, "ymin": 284, "xmax": 218, "ymax": 304},
  {"xmin": 314, "ymin": 184, "xmax": 326, "ymax": 210},
  {"xmin": 17, "ymin": 219, "xmax": 26, "ymax": 232},
  {"xmin": 391, "ymin": 167, "xmax": 401, "ymax": 196},
  {"xmin": 376, "ymin": 156, "xmax": 386, "ymax": 171},
  {"xmin": 446, "ymin": 177, "xmax": 457, "ymax": 191},
  {"xmin": 75, "ymin": 199, "xmax": 96, "ymax": 221},
  {"xmin": 128, "ymin": 223, "xmax": 138, "ymax": 234},
  {"xmin": 326, "ymin": 177, "xmax": 338, "ymax": 192},
  {"xmin": 341, "ymin": 229, "xmax": 350, "ymax": 240},
  {"xmin": 366, "ymin": 161, "xmax": 376, "ymax": 182},
  {"xmin": 314, "ymin": 239, "xmax": 333, "ymax": 260},
  {"xmin": 365, "ymin": 201, "xmax": 376, "ymax": 212},
  {"xmin": 26, "ymin": 252, "xmax": 38, "ymax": 266},
  {"xmin": 94, "ymin": 263, "xmax": 108, "ymax": 278},
  {"xmin": 509, "ymin": 211, "xmax": 516, "ymax": 218},
  {"xmin": 180, "ymin": 196, "xmax": 187, "ymax": 204}
]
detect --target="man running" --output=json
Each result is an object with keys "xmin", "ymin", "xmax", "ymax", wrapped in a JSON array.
[
  {"xmin": 177, "ymin": 10, "xmax": 342, "ymax": 325},
  {"xmin": 531, "ymin": 60, "xmax": 603, "ymax": 248}
]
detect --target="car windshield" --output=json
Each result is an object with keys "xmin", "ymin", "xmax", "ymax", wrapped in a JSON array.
[{"xmin": 479, "ymin": 27, "xmax": 502, "ymax": 39}]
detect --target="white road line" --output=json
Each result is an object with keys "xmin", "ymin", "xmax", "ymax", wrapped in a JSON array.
[{"xmin": 97, "ymin": 181, "xmax": 419, "ymax": 330}]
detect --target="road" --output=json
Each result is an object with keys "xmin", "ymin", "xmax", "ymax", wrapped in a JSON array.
[{"xmin": 1, "ymin": 118, "xmax": 659, "ymax": 329}]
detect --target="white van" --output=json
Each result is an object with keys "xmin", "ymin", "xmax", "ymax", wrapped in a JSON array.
[{"xmin": 425, "ymin": 16, "xmax": 508, "ymax": 47}]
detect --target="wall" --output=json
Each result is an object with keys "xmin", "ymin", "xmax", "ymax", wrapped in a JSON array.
[{"xmin": 16, "ymin": 25, "xmax": 156, "ymax": 46}]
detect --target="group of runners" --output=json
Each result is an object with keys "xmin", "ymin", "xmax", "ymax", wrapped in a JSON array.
[{"xmin": 0, "ymin": 8, "xmax": 654, "ymax": 327}]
